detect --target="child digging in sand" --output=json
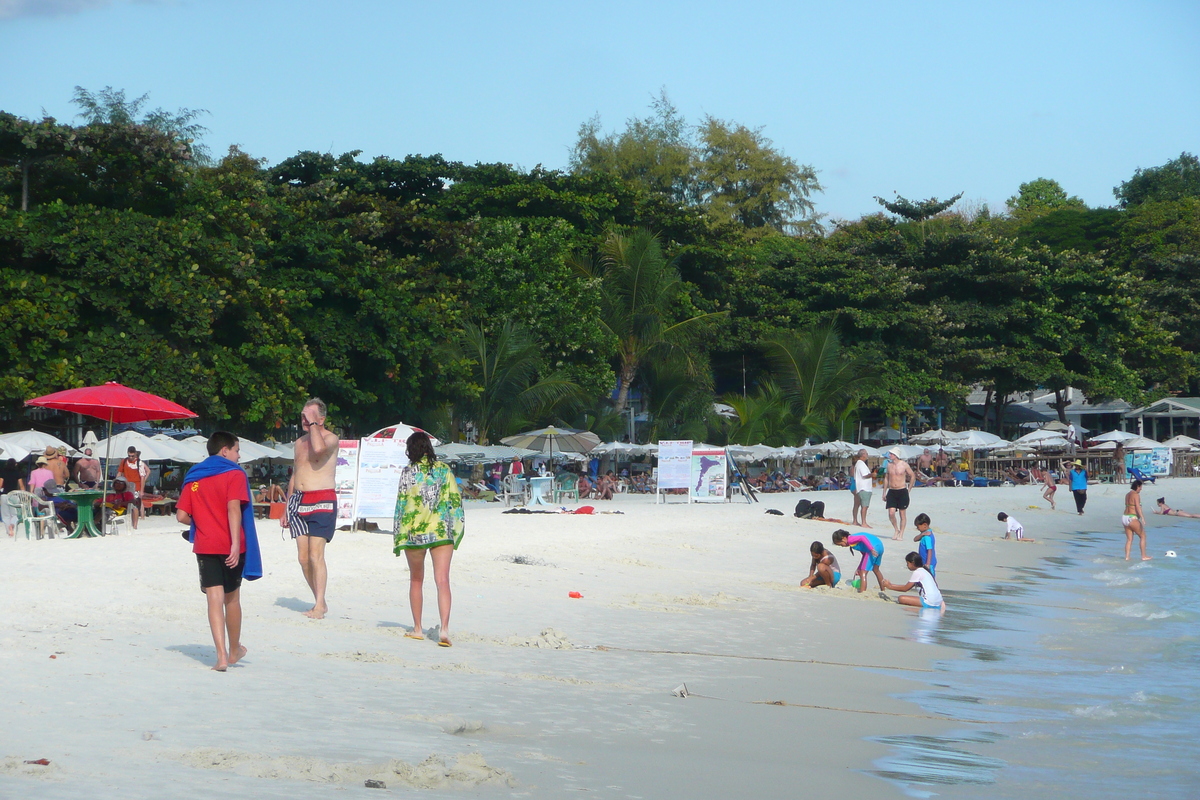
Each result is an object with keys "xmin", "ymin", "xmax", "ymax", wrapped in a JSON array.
[
  {"xmin": 882, "ymin": 552, "xmax": 945, "ymax": 611},
  {"xmin": 801, "ymin": 541, "xmax": 841, "ymax": 589},
  {"xmin": 997, "ymin": 512, "xmax": 1036, "ymax": 543},
  {"xmin": 832, "ymin": 529, "xmax": 886, "ymax": 594}
]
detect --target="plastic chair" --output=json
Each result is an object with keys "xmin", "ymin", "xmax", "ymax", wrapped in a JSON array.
[
  {"xmin": 553, "ymin": 474, "xmax": 579, "ymax": 503},
  {"xmin": 1128, "ymin": 467, "xmax": 1156, "ymax": 484},
  {"xmin": 8, "ymin": 491, "xmax": 63, "ymax": 540},
  {"xmin": 950, "ymin": 471, "xmax": 970, "ymax": 487},
  {"xmin": 500, "ymin": 474, "xmax": 527, "ymax": 506}
]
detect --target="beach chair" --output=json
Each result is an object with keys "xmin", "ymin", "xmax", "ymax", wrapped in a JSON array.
[
  {"xmin": 553, "ymin": 474, "xmax": 579, "ymax": 503},
  {"xmin": 8, "ymin": 491, "xmax": 63, "ymax": 540},
  {"xmin": 500, "ymin": 474, "xmax": 527, "ymax": 506},
  {"xmin": 950, "ymin": 471, "xmax": 970, "ymax": 487},
  {"xmin": 1128, "ymin": 467, "xmax": 1156, "ymax": 484}
]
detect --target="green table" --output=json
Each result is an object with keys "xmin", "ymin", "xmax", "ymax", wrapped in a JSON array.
[{"xmin": 62, "ymin": 490, "xmax": 105, "ymax": 538}]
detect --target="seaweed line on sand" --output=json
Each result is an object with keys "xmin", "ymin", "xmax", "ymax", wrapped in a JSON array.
[{"xmin": 166, "ymin": 748, "xmax": 515, "ymax": 788}]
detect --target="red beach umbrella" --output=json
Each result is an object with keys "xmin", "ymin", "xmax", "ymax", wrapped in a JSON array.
[
  {"xmin": 26, "ymin": 382, "xmax": 198, "ymax": 534},
  {"xmin": 26, "ymin": 381, "xmax": 197, "ymax": 424}
]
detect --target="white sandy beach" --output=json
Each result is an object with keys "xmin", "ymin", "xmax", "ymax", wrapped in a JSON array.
[{"xmin": 0, "ymin": 478, "xmax": 1176, "ymax": 798}]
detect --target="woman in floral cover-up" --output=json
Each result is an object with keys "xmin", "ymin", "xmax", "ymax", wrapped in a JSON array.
[{"xmin": 393, "ymin": 431, "xmax": 464, "ymax": 646}]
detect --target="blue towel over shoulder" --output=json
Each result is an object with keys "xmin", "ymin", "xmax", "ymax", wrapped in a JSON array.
[{"xmin": 181, "ymin": 455, "xmax": 263, "ymax": 581}]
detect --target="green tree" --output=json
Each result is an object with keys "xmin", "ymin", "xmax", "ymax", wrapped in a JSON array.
[
  {"xmin": 569, "ymin": 90, "xmax": 696, "ymax": 204},
  {"xmin": 761, "ymin": 325, "xmax": 879, "ymax": 439},
  {"xmin": 1005, "ymin": 177, "xmax": 1086, "ymax": 224},
  {"xmin": 72, "ymin": 85, "xmax": 212, "ymax": 165},
  {"xmin": 572, "ymin": 229, "xmax": 726, "ymax": 412},
  {"xmin": 696, "ymin": 116, "xmax": 822, "ymax": 233},
  {"xmin": 439, "ymin": 319, "xmax": 581, "ymax": 444},
  {"xmin": 1115, "ymin": 152, "xmax": 1200, "ymax": 208},
  {"xmin": 0, "ymin": 113, "xmax": 82, "ymax": 211}
]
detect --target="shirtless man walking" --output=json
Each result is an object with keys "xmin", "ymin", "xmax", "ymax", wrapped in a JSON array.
[
  {"xmin": 884, "ymin": 451, "xmax": 916, "ymax": 541},
  {"xmin": 285, "ymin": 398, "xmax": 339, "ymax": 619}
]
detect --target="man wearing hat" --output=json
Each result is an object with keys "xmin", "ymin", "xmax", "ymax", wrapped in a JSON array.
[
  {"xmin": 44, "ymin": 446, "xmax": 70, "ymax": 487},
  {"xmin": 1068, "ymin": 460, "xmax": 1089, "ymax": 515}
]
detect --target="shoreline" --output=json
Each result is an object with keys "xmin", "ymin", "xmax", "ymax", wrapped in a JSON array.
[{"xmin": 0, "ymin": 479, "xmax": 1170, "ymax": 797}]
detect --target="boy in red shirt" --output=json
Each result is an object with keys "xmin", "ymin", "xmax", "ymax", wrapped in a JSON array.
[{"xmin": 177, "ymin": 431, "xmax": 250, "ymax": 671}]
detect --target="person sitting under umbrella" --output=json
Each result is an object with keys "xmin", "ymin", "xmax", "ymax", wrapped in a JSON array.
[{"xmin": 37, "ymin": 472, "xmax": 77, "ymax": 526}]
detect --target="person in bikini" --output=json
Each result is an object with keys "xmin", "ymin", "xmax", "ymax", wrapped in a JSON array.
[
  {"xmin": 1154, "ymin": 498, "xmax": 1200, "ymax": 518},
  {"xmin": 1122, "ymin": 480, "xmax": 1151, "ymax": 561},
  {"xmin": 801, "ymin": 540, "xmax": 841, "ymax": 589},
  {"xmin": 1040, "ymin": 464, "xmax": 1057, "ymax": 510},
  {"xmin": 284, "ymin": 398, "xmax": 339, "ymax": 619}
]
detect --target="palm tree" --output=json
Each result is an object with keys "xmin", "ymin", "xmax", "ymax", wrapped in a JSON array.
[
  {"xmin": 441, "ymin": 320, "xmax": 580, "ymax": 444},
  {"xmin": 572, "ymin": 229, "xmax": 726, "ymax": 412},
  {"xmin": 762, "ymin": 325, "xmax": 878, "ymax": 440},
  {"xmin": 719, "ymin": 381, "xmax": 800, "ymax": 446}
]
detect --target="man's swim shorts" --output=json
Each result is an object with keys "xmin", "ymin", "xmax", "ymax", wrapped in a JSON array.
[{"xmin": 285, "ymin": 489, "xmax": 337, "ymax": 541}]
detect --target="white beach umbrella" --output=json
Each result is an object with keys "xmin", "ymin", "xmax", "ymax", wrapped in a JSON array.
[
  {"xmin": 954, "ymin": 430, "xmax": 1010, "ymax": 449},
  {"xmin": 726, "ymin": 443, "xmax": 778, "ymax": 462},
  {"xmin": 93, "ymin": 430, "xmax": 189, "ymax": 461},
  {"xmin": 236, "ymin": 437, "xmax": 285, "ymax": 462},
  {"xmin": 366, "ymin": 422, "xmax": 441, "ymax": 446},
  {"xmin": 853, "ymin": 443, "xmax": 885, "ymax": 458},
  {"xmin": 909, "ymin": 429, "xmax": 960, "ymax": 446},
  {"xmin": 880, "ymin": 444, "xmax": 928, "ymax": 460},
  {"xmin": 1113, "ymin": 436, "xmax": 1162, "ymax": 451},
  {"xmin": 150, "ymin": 433, "xmax": 208, "ymax": 462},
  {"xmin": 0, "ymin": 430, "xmax": 79, "ymax": 459},
  {"xmin": 1089, "ymin": 429, "xmax": 1139, "ymax": 443},
  {"xmin": 1012, "ymin": 428, "xmax": 1070, "ymax": 445},
  {"xmin": 1160, "ymin": 434, "xmax": 1200, "ymax": 450}
]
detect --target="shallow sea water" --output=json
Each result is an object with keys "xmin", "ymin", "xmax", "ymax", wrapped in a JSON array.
[{"xmin": 868, "ymin": 522, "xmax": 1199, "ymax": 799}]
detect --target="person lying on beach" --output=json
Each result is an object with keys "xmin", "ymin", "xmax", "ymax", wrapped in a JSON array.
[
  {"xmin": 801, "ymin": 540, "xmax": 841, "ymax": 588},
  {"xmin": 1154, "ymin": 498, "xmax": 1200, "ymax": 518},
  {"xmin": 832, "ymin": 529, "xmax": 886, "ymax": 594},
  {"xmin": 1123, "ymin": 480, "xmax": 1150, "ymax": 562},
  {"xmin": 882, "ymin": 552, "xmax": 945, "ymax": 611},
  {"xmin": 997, "ymin": 512, "xmax": 1035, "ymax": 542}
]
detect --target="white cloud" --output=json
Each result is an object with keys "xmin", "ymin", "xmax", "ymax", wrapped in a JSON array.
[{"xmin": 0, "ymin": 0, "xmax": 115, "ymax": 19}]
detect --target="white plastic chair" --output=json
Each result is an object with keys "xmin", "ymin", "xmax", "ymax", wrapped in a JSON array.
[
  {"xmin": 8, "ymin": 491, "xmax": 63, "ymax": 540},
  {"xmin": 500, "ymin": 475, "xmax": 527, "ymax": 507}
]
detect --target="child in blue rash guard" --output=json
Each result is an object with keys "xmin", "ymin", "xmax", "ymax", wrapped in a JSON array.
[
  {"xmin": 912, "ymin": 513, "xmax": 936, "ymax": 577},
  {"xmin": 832, "ymin": 529, "xmax": 886, "ymax": 594}
]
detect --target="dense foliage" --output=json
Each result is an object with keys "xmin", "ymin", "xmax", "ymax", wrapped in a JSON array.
[{"xmin": 2, "ymin": 92, "xmax": 1197, "ymax": 441}]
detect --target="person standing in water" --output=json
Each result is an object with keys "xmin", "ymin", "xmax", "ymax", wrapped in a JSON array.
[
  {"xmin": 284, "ymin": 398, "xmax": 339, "ymax": 619},
  {"xmin": 1122, "ymin": 480, "xmax": 1151, "ymax": 561}
]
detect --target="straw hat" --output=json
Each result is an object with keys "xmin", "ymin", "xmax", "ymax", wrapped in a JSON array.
[{"xmin": 35, "ymin": 456, "xmax": 49, "ymax": 465}]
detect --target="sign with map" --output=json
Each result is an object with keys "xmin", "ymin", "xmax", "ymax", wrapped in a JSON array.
[{"xmin": 690, "ymin": 446, "xmax": 727, "ymax": 503}]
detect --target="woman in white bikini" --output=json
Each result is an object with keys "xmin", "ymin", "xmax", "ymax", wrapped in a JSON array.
[{"xmin": 1122, "ymin": 480, "xmax": 1150, "ymax": 561}]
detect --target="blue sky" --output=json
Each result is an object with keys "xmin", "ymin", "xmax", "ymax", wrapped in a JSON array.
[{"xmin": 2, "ymin": 0, "xmax": 1197, "ymax": 222}]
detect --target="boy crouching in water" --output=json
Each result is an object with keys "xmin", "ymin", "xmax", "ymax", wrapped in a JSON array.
[
  {"xmin": 801, "ymin": 540, "xmax": 841, "ymax": 589},
  {"xmin": 177, "ymin": 431, "xmax": 260, "ymax": 671}
]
